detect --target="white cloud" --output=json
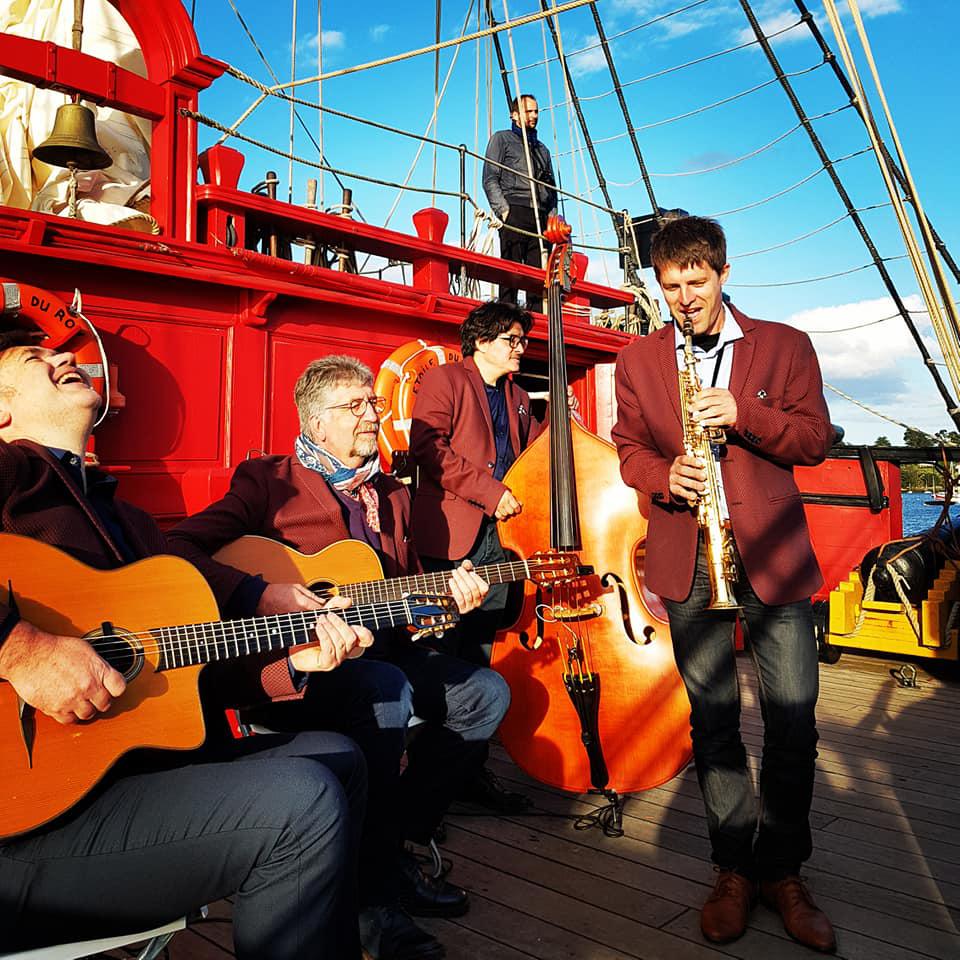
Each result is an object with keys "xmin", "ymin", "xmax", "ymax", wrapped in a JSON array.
[
  {"xmin": 787, "ymin": 294, "xmax": 930, "ymax": 379},
  {"xmin": 734, "ymin": 10, "xmax": 807, "ymax": 46},
  {"xmin": 734, "ymin": 0, "xmax": 902, "ymax": 46},
  {"xmin": 784, "ymin": 294, "xmax": 957, "ymax": 441},
  {"xmin": 370, "ymin": 24, "xmax": 390, "ymax": 42},
  {"xmin": 568, "ymin": 38, "xmax": 607, "ymax": 78}
]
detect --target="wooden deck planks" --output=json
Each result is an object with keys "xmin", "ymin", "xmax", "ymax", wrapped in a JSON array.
[{"xmin": 104, "ymin": 653, "xmax": 959, "ymax": 960}]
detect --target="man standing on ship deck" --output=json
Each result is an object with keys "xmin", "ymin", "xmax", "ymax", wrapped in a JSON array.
[
  {"xmin": 483, "ymin": 94, "xmax": 557, "ymax": 313},
  {"xmin": 611, "ymin": 216, "xmax": 837, "ymax": 953}
]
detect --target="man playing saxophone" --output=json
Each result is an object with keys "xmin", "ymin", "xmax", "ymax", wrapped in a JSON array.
[{"xmin": 612, "ymin": 216, "xmax": 837, "ymax": 953}]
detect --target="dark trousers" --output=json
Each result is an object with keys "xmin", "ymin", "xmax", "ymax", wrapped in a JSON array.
[
  {"xmin": 384, "ymin": 640, "xmax": 510, "ymax": 843},
  {"xmin": 243, "ymin": 643, "xmax": 508, "ymax": 855},
  {"xmin": 499, "ymin": 204, "xmax": 548, "ymax": 312},
  {"xmin": 422, "ymin": 516, "xmax": 510, "ymax": 666},
  {"xmin": 663, "ymin": 541, "xmax": 820, "ymax": 880},
  {"xmin": 242, "ymin": 658, "xmax": 412, "ymax": 906},
  {"xmin": 0, "ymin": 731, "xmax": 365, "ymax": 959}
]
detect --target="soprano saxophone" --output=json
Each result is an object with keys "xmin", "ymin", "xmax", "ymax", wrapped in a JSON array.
[{"xmin": 678, "ymin": 317, "xmax": 740, "ymax": 610}]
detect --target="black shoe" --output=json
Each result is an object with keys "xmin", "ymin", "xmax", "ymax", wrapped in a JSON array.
[
  {"xmin": 456, "ymin": 767, "xmax": 532, "ymax": 813},
  {"xmin": 398, "ymin": 850, "xmax": 469, "ymax": 918},
  {"xmin": 359, "ymin": 904, "xmax": 445, "ymax": 960}
]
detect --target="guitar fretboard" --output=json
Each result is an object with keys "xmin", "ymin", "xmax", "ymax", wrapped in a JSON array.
[
  {"xmin": 154, "ymin": 598, "xmax": 440, "ymax": 670},
  {"xmin": 335, "ymin": 558, "xmax": 538, "ymax": 606}
]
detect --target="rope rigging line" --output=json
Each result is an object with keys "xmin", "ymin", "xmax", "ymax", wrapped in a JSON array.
[
  {"xmin": 737, "ymin": 0, "xmax": 960, "ymax": 432},
  {"xmin": 219, "ymin": 0, "xmax": 364, "ymax": 220},
  {"xmin": 617, "ymin": 106, "xmax": 851, "ymax": 184},
  {"xmin": 792, "ymin": 0, "xmax": 960, "ymax": 287},
  {"xmin": 182, "ymin": 109, "xmax": 624, "ymax": 256},
  {"xmin": 213, "ymin": 62, "xmax": 617, "ymax": 219},
  {"xmin": 727, "ymin": 256, "xmax": 908, "ymax": 289},
  {"xmin": 823, "ymin": 0, "xmax": 960, "ymax": 406},
  {"xmin": 542, "ymin": 18, "xmax": 804, "ymax": 112},
  {"xmin": 822, "ymin": 381, "xmax": 939, "ymax": 437},
  {"xmin": 515, "ymin": 0, "xmax": 709, "ymax": 73},
  {"xmin": 730, "ymin": 204, "xmax": 891, "ymax": 260},
  {"xmin": 222, "ymin": 0, "xmax": 597, "ymax": 138},
  {"xmin": 559, "ymin": 62, "xmax": 825, "ymax": 155},
  {"xmin": 705, "ymin": 147, "xmax": 871, "ymax": 218}
]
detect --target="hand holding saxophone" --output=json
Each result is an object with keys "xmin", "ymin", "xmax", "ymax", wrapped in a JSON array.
[{"xmin": 690, "ymin": 387, "xmax": 737, "ymax": 430}]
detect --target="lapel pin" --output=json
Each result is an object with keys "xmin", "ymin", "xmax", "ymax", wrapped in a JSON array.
[{"xmin": 757, "ymin": 389, "xmax": 767, "ymax": 398}]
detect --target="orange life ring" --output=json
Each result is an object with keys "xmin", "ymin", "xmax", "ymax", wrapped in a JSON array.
[
  {"xmin": 375, "ymin": 339, "xmax": 461, "ymax": 466},
  {"xmin": 0, "ymin": 279, "xmax": 108, "ymax": 408}
]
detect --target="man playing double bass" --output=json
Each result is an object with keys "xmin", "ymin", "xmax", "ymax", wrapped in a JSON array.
[{"xmin": 612, "ymin": 216, "xmax": 837, "ymax": 953}]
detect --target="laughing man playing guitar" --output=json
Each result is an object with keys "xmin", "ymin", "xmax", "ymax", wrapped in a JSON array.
[{"xmin": 0, "ymin": 328, "xmax": 369, "ymax": 959}]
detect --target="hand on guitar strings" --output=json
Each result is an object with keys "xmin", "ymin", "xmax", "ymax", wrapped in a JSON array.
[
  {"xmin": 256, "ymin": 581, "xmax": 326, "ymax": 616},
  {"xmin": 0, "ymin": 620, "xmax": 126, "ymax": 725},
  {"xmin": 288, "ymin": 594, "xmax": 374, "ymax": 672},
  {"xmin": 446, "ymin": 560, "xmax": 489, "ymax": 614}
]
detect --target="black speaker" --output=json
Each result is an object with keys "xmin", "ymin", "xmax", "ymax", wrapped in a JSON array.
[{"xmin": 620, "ymin": 207, "xmax": 689, "ymax": 268}]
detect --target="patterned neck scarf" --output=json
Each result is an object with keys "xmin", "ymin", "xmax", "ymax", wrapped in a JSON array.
[{"xmin": 295, "ymin": 432, "xmax": 382, "ymax": 533}]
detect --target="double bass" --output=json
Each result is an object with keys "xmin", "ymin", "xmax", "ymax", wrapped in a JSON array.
[{"xmin": 489, "ymin": 217, "xmax": 692, "ymax": 820}]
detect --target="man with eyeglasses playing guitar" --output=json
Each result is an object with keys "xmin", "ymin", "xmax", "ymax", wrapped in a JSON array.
[
  {"xmin": 0, "ymin": 328, "xmax": 369, "ymax": 959},
  {"xmin": 167, "ymin": 354, "xmax": 505, "ymax": 960}
]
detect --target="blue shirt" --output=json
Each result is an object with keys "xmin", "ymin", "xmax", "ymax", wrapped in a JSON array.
[{"xmin": 484, "ymin": 380, "xmax": 516, "ymax": 481}]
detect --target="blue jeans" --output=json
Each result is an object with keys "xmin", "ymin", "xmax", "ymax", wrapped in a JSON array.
[{"xmin": 664, "ymin": 540, "xmax": 820, "ymax": 880}]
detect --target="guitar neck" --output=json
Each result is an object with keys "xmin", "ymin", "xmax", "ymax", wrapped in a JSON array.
[
  {"xmin": 337, "ymin": 559, "xmax": 536, "ymax": 606},
  {"xmin": 155, "ymin": 599, "xmax": 426, "ymax": 671}
]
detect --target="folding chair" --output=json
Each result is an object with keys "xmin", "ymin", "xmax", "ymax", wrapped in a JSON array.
[{"xmin": 0, "ymin": 907, "xmax": 207, "ymax": 960}]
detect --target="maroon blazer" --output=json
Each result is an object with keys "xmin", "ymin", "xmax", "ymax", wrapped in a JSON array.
[
  {"xmin": 167, "ymin": 454, "xmax": 420, "ymax": 701},
  {"xmin": 611, "ymin": 307, "xmax": 833, "ymax": 606},
  {"xmin": 0, "ymin": 439, "xmax": 168, "ymax": 626},
  {"xmin": 409, "ymin": 356, "xmax": 541, "ymax": 560}
]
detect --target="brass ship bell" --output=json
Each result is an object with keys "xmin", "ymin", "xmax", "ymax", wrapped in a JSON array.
[{"xmin": 33, "ymin": 102, "xmax": 111, "ymax": 172}]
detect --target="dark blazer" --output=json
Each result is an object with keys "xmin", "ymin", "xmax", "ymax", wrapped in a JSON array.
[
  {"xmin": 0, "ymin": 439, "xmax": 167, "ymax": 625},
  {"xmin": 167, "ymin": 454, "xmax": 419, "ymax": 701},
  {"xmin": 611, "ymin": 307, "xmax": 833, "ymax": 606},
  {"xmin": 409, "ymin": 356, "xmax": 541, "ymax": 560}
]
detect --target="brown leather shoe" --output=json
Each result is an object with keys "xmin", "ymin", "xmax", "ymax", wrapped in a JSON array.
[
  {"xmin": 761, "ymin": 876, "xmax": 836, "ymax": 953},
  {"xmin": 700, "ymin": 869, "xmax": 756, "ymax": 943}
]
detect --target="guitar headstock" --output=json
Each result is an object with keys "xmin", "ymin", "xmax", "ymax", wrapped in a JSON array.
[
  {"xmin": 403, "ymin": 594, "xmax": 460, "ymax": 640},
  {"xmin": 528, "ymin": 551, "xmax": 582, "ymax": 586}
]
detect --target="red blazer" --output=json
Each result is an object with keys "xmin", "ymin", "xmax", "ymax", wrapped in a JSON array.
[
  {"xmin": 167, "ymin": 455, "xmax": 419, "ymax": 701},
  {"xmin": 409, "ymin": 356, "xmax": 541, "ymax": 560},
  {"xmin": 0, "ymin": 439, "xmax": 169, "ymax": 626},
  {"xmin": 611, "ymin": 307, "xmax": 832, "ymax": 606}
]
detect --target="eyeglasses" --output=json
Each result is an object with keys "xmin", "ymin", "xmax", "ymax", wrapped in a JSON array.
[
  {"xmin": 325, "ymin": 396, "xmax": 388, "ymax": 417},
  {"xmin": 496, "ymin": 334, "xmax": 529, "ymax": 351}
]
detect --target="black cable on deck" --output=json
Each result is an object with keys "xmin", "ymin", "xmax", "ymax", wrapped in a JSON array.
[
  {"xmin": 791, "ymin": 0, "xmax": 960, "ymax": 287},
  {"xmin": 739, "ymin": 0, "xmax": 960, "ymax": 431}
]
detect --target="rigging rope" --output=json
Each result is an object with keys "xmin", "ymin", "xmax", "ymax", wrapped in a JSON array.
[
  {"xmin": 727, "ymin": 256, "xmax": 907, "ymax": 288},
  {"xmin": 823, "ymin": 0, "xmax": 960, "ymax": 405},
  {"xmin": 223, "ymin": 0, "xmax": 597, "ymax": 137},
  {"xmin": 706, "ymin": 148, "xmax": 871, "ymax": 218},
  {"xmin": 737, "ymin": 0, "xmax": 960, "ymax": 429},
  {"xmin": 822, "ymin": 381, "xmax": 937, "ymax": 437},
  {"xmin": 516, "ymin": 0, "xmax": 709, "ymax": 73}
]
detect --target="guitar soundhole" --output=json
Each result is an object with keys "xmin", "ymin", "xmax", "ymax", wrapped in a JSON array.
[
  {"xmin": 88, "ymin": 629, "xmax": 144, "ymax": 682},
  {"xmin": 309, "ymin": 579, "xmax": 336, "ymax": 599}
]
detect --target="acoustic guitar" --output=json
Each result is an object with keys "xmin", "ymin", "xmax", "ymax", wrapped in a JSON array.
[
  {"xmin": 213, "ymin": 536, "xmax": 585, "ymax": 606},
  {"xmin": 0, "ymin": 533, "xmax": 457, "ymax": 838}
]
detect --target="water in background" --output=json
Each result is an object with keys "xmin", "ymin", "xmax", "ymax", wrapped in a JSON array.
[{"xmin": 901, "ymin": 491, "xmax": 960, "ymax": 535}]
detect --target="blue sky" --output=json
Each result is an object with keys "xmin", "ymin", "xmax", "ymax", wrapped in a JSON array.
[{"xmin": 191, "ymin": 0, "xmax": 959, "ymax": 444}]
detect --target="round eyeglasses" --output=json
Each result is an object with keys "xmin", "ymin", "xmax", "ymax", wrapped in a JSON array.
[{"xmin": 325, "ymin": 396, "xmax": 389, "ymax": 417}]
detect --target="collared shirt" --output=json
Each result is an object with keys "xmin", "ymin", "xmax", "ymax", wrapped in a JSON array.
[
  {"xmin": 673, "ymin": 306, "xmax": 743, "ymax": 520},
  {"xmin": 484, "ymin": 379, "xmax": 516, "ymax": 481},
  {"xmin": 48, "ymin": 446, "xmax": 135, "ymax": 563},
  {"xmin": 672, "ymin": 304, "xmax": 743, "ymax": 391}
]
